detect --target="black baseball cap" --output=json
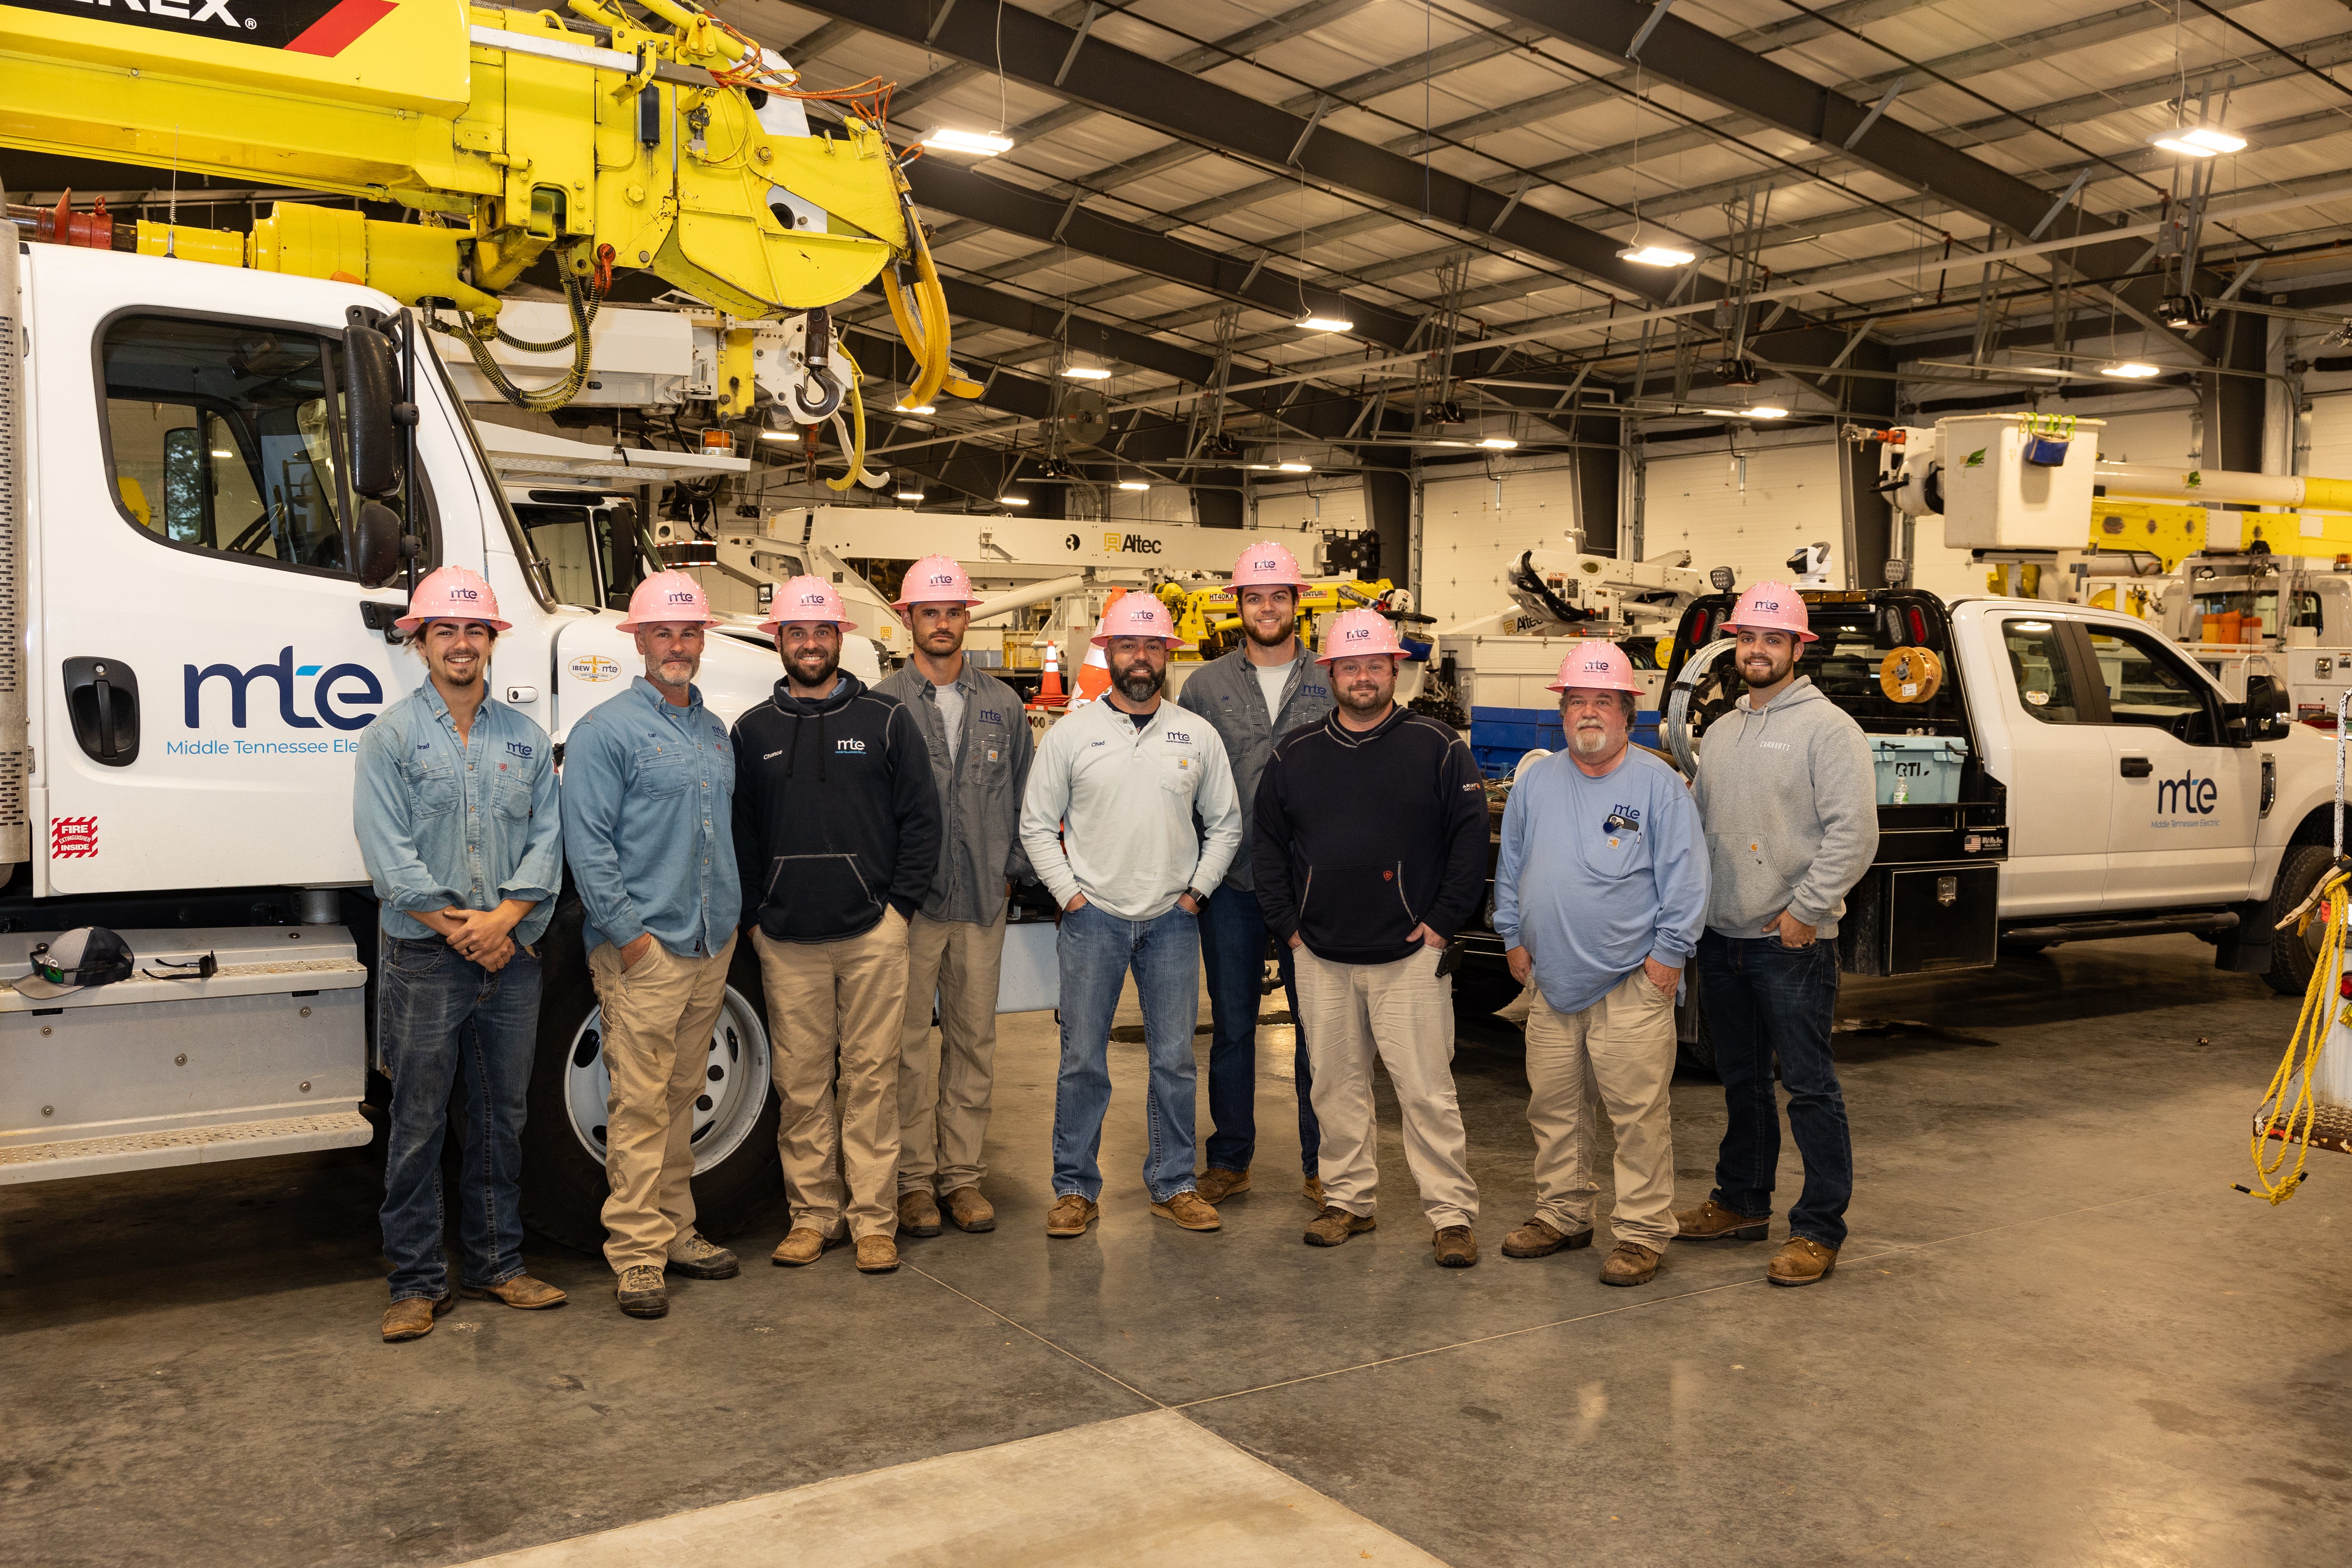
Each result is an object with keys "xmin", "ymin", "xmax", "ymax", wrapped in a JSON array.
[{"xmin": 18, "ymin": 927, "xmax": 137, "ymax": 998}]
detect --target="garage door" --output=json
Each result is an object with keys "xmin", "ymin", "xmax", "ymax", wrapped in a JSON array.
[
  {"xmin": 2307, "ymin": 394, "xmax": 2352, "ymax": 481},
  {"xmin": 1254, "ymin": 481, "xmax": 1366, "ymax": 533},
  {"xmin": 1418, "ymin": 464, "xmax": 1580, "ymax": 629},
  {"xmin": 1642, "ymin": 442, "xmax": 1842, "ymax": 586}
]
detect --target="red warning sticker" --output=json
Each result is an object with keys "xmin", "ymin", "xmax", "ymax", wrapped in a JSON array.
[{"xmin": 51, "ymin": 816, "xmax": 98, "ymax": 859}]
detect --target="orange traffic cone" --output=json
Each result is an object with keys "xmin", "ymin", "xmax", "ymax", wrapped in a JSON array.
[
  {"xmin": 1069, "ymin": 643, "xmax": 1111, "ymax": 707},
  {"xmin": 1029, "ymin": 637, "xmax": 1069, "ymax": 710}
]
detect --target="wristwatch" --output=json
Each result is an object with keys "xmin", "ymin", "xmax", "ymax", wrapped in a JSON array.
[{"xmin": 1183, "ymin": 887, "xmax": 1206, "ymax": 906}]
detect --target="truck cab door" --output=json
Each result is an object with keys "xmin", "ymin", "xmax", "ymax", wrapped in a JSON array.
[
  {"xmin": 2074, "ymin": 620, "xmax": 2260, "ymax": 908},
  {"xmin": 1991, "ymin": 614, "xmax": 2112, "ymax": 917}
]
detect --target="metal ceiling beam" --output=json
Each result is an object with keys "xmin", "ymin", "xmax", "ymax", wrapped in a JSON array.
[{"xmin": 789, "ymin": 0, "xmax": 1681, "ymax": 303}]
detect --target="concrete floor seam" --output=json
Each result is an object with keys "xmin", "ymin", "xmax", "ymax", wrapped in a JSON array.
[{"xmin": 902, "ymin": 1259, "xmax": 1169, "ymax": 1410}]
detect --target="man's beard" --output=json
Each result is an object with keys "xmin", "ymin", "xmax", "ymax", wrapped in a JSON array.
[
  {"xmin": 433, "ymin": 656, "xmax": 484, "ymax": 688},
  {"xmin": 651, "ymin": 653, "xmax": 699, "ymax": 687},
  {"xmin": 921, "ymin": 626, "xmax": 962, "ymax": 655},
  {"xmin": 1115, "ymin": 659, "xmax": 1165, "ymax": 702},
  {"xmin": 789, "ymin": 646, "xmax": 841, "ymax": 689},
  {"xmin": 1569, "ymin": 720, "xmax": 1613, "ymax": 755},
  {"xmin": 1742, "ymin": 649, "xmax": 1794, "ymax": 687},
  {"xmin": 1336, "ymin": 679, "xmax": 1389, "ymax": 717},
  {"xmin": 1243, "ymin": 612, "xmax": 1292, "ymax": 649}
]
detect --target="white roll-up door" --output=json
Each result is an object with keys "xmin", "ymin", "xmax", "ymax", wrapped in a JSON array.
[
  {"xmin": 1253, "ymin": 481, "xmax": 1366, "ymax": 533},
  {"xmin": 1642, "ymin": 441, "xmax": 1842, "ymax": 585},
  {"xmin": 2091, "ymin": 408, "xmax": 2197, "ymax": 466},
  {"xmin": 2306, "ymin": 394, "xmax": 2352, "ymax": 480},
  {"xmin": 1418, "ymin": 463, "xmax": 1580, "ymax": 628}
]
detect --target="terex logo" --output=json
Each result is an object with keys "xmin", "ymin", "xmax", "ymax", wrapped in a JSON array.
[
  {"xmin": 1101, "ymin": 532, "xmax": 1166, "ymax": 555},
  {"xmin": 18, "ymin": 0, "xmax": 402, "ymax": 55},
  {"xmin": 2156, "ymin": 770, "xmax": 2220, "ymax": 815},
  {"xmin": 184, "ymin": 647, "xmax": 383, "ymax": 732}
]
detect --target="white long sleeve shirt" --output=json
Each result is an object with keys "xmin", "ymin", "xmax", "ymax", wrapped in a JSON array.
[{"xmin": 1019, "ymin": 696, "xmax": 1242, "ymax": 920}]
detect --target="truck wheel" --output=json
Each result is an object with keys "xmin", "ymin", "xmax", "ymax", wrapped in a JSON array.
[
  {"xmin": 521, "ymin": 902, "xmax": 785, "ymax": 1253},
  {"xmin": 2264, "ymin": 844, "xmax": 2337, "ymax": 998}
]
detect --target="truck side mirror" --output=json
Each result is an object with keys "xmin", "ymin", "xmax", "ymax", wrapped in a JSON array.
[
  {"xmin": 2242, "ymin": 673, "xmax": 2293, "ymax": 741},
  {"xmin": 342, "ymin": 322, "xmax": 402, "ymax": 499},
  {"xmin": 355, "ymin": 499, "xmax": 406, "ymax": 590}
]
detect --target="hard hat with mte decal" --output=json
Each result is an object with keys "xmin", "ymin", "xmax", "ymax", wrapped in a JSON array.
[
  {"xmin": 893, "ymin": 553, "xmax": 983, "ymax": 609},
  {"xmin": 1089, "ymin": 594, "xmax": 1188, "ymax": 647},
  {"xmin": 1544, "ymin": 640, "xmax": 1642, "ymax": 694},
  {"xmin": 1721, "ymin": 579, "xmax": 1818, "ymax": 643},
  {"xmin": 395, "ymin": 565, "xmax": 511, "ymax": 631},
  {"xmin": 1315, "ymin": 607, "xmax": 1408, "ymax": 663},
  {"xmin": 1231, "ymin": 539, "xmax": 1308, "ymax": 591},
  {"xmin": 615, "ymin": 570, "xmax": 717, "ymax": 632},
  {"xmin": 758, "ymin": 574, "xmax": 858, "ymax": 634}
]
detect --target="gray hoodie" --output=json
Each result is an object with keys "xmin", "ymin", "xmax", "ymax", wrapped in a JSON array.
[
  {"xmin": 1175, "ymin": 643, "xmax": 1335, "ymax": 891},
  {"xmin": 1690, "ymin": 677, "xmax": 1879, "ymax": 940}
]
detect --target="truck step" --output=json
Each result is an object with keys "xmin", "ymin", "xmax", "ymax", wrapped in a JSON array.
[{"xmin": 0, "ymin": 1110, "xmax": 373, "ymax": 1186}]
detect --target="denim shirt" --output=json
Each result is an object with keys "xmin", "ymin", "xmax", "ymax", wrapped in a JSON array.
[
  {"xmin": 354, "ymin": 680, "xmax": 561, "ymax": 945},
  {"xmin": 561, "ymin": 677, "xmax": 740, "ymax": 958}
]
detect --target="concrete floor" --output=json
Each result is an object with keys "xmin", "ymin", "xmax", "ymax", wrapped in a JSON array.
[{"xmin": 3, "ymin": 935, "xmax": 2348, "ymax": 1567}]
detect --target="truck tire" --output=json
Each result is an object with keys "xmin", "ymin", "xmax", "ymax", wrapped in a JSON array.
[
  {"xmin": 2264, "ymin": 844, "xmax": 2337, "ymax": 998},
  {"xmin": 521, "ymin": 901, "xmax": 785, "ymax": 1253}
]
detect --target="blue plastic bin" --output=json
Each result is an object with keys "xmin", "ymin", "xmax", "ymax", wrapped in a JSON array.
[
  {"xmin": 1469, "ymin": 705, "xmax": 1665, "ymax": 778},
  {"xmin": 1869, "ymin": 735, "xmax": 1970, "ymax": 805}
]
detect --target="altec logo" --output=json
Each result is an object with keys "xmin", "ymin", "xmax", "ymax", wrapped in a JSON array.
[
  {"xmin": 184, "ymin": 647, "xmax": 384, "ymax": 731},
  {"xmin": 2156, "ymin": 770, "xmax": 2220, "ymax": 815},
  {"xmin": 21, "ymin": 0, "xmax": 400, "ymax": 54},
  {"xmin": 1102, "ymin": 533, "xmax": 1166, "ymax": 555}
]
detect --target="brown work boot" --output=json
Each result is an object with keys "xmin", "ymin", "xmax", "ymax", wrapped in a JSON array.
[
  {"xmin": 943, "ymin": 1186, "xmax": 996, "ymax": 1233},
  {"xmin": 1767, "ymin": 1236, "xmax": 1838, "ymax": 1286},
  {"xmin": 459, "ymin": 1274, "xmax": 568, "ymax": 1308},
  {"xmin": 1149, "ymin": 1190, "xmax": 1222, "ymax": 1231},
  {"xmin": 770, "ymin": 1226, "xmax": 845, "ymax": 1267},
  {"xmin": 1302, "ymin": 1174, "xmax": 1324, "ymax": 1207},
  {"xmin": 855, "ymin": 1235, "xmax": 900, "ymax": 1274},
  {"xmin": 1675, "ymin": 1197, "xmax": 1770, "ymax": 1242},
  {"xmin": 897, "ymin": 1190, "xmax": 943, "ymax": 1238},
  {"xmin": 380, "ymin": 1292, "xmax": 454, "ymax": 1342},
  {"xmin": 1501, "ymin": 1216, "xmax": 1595, "ymax": 1259},
  {"xmin": 1303, "ymin": 1205, "xmax": 1376, "ymax": 1247},
  {"xmin": 1433, "ymin": 1225, "xmax": 1479, "ymax": 1268},
  {"xmin": 666, "ymin": 1232, "xmax": 740, "ymax": 1280},
  {"xmin": 615, "ymin": 1265, "xmax": 667, "ymax": 1319},
  {"xmin": 1195, "ymin": 1167, "xmax": 1252, "ymax": 1204},
  {"xmin": 1600, "ymin": 1243, "xmax": 1662, "ymax": 1286},
  {"xmin": 1045, "ymin": 1194, "xmax": 1099, "ymax": 1237}
]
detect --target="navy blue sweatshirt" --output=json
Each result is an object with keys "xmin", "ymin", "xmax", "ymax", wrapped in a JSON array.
[{"xmin": 731, "ymin": 671, "xmax": 941, "ymax": 944}]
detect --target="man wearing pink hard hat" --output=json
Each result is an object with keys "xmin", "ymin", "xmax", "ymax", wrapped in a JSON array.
[
  {"xmin": 1175, "ymin": 540, "xmax": 1335, "ymax": 1208},
  {"xmin": 563, "ymin": 570, "xmax": 747, "ymax": 1320},
  {"xmin": 734, "ymin": 576, "xmax": 941, "ymax": 1277},
  {"xmin": 875, "ymin": 554, "xmax": 1035, "ymax": 1239},
  {"xmin": 356, "ymin": 566, "xmax": 567, "ymax": 1341},
  {"xmin": 1018, "ymin": 592, "xmax": 1240, "ymax": 1237},
  {"xmin": 1493, "ymin": 640, "xmax": 1708, "ymax": 1287},
  {"xmin": 1253, "ymin": 609, "xmax": 1489, "ymax": 1265},
  {"xmin": 1675, "ymin": 580, "xmax": 1877, "ymax": 1288}
]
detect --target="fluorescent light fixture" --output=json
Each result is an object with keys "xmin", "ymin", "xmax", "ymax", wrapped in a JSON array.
[
  {"xmin": 2150, "ymin": 125, "xmax": 2245, "ymax": 156},
  {"xmin": 1618, "ymin": 242, "xmax": 1696, "ymax": 267},
  {"xmin": 1061, "ymin": 363, "xmax": 1113, "ymax": 381},
  {"xmin": 1430, "ymin": 439, "xmax": 1471, "ymax": 447},
  {"xmin": 1479, "ymin": 436, "xmax": 1519, "ymax": 450},
  {"xmin": 1276, "ymin": 461, "xmax": 1313, "ymax": 473},
  {"xmin": 895, "ymin": 403, "xmax": 937, "ymax": 415},
  {"xmin": 2100, "ymin": 361, "xmax": 2162, "ymax": 379},
  {"xmin": 999, "ymin": 494, "xmax": 1031, "ymax": 506},
  {"xmin": 1295, "ymin": 315, "xmax": 1354, "ymax": 333},
  {"xmin": 895, "ymin": 490, "xmax": 925, "ymax": 501},
  {"xmin": 1117, "ymin": 480, "xmax": 1151, "ymax": 492},
  {"xmin": 922, "ymin": 128, "xmax": 1014, "ymax": 156},
  {"xmin": 210, "ymin": 448, "xmax": 233, "ymax": 458},
  {"xmin": 759, "ymin": 428, "xmax": 800, "ymax": 441},
  {"xmin": 1700, "ymin": 405, "xmax": 1788, "ymax": 419}
]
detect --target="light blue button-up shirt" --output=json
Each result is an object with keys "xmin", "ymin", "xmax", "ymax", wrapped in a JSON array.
[
  {"xmin": 561, "ymin": 677, "xmax": 740, "ymax": 958},
  {"xmin": 354, "ymin": 680, "xmax": 562, "ymax": 945}
]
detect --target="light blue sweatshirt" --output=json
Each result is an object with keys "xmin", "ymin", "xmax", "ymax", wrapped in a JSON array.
[{"xmin": 1493, "ymin": 745, "xmax": 1710, "ymax": 1016}]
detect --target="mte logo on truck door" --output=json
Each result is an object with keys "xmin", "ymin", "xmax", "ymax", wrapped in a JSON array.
[
  {"xmin": 2154, "ymin": 769, "xmax": 2220, "ymax": 820},
  {"xmin": 14, "ymin": 0, "xmax": 398, "ymax": 55},
  {"xmin": 172, "ymin": 648, "xmax": 384, "ymax": 754}
]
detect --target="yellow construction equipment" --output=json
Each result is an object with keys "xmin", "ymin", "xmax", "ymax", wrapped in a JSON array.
[
  {"xmin": 1161, "ymin": 577, "xmax": 1403, "ymax": 661},
  {"xmin": 0, "ymin": 0, "xmax": 967, "ymax": 417}
]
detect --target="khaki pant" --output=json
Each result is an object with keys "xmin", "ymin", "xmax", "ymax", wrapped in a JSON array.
[
  {"xmin": 897, "ymin": 911, "xmax": 1008, "ymax": 1197},
  {"xmin": 1294, "ymin": 943, "xmax": 1477, "ymax": 1228},
  {"xmin": 753, "ymin": 913, "xmax": 910, "ymax": 1240},
  {"xmin": 591, "ymin": 934, "xmax": 738, "ymax": 1274},
  {"xmin": 1524, "ymin": 972, "xmax": 1679, "ymax": 1252}
]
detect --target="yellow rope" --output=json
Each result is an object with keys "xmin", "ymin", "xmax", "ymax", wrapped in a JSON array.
[
  {"xmin": 2249, "ymin": 867, "xmax": 2347, "ymax": 1204},
  {"xmin": 823, "ymin": 343, "xmax": 868, "ymax": 493}
]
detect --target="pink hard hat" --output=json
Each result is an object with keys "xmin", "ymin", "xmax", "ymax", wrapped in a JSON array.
[
  {"xmin": 893, "ymin": 553, "xmax": 982, "ymax": 609},
  {"xmin": 615, "ymin": 570, "xmax": 717, "ymax": 633},
  {"xmin": 1722, "ymin": 579, "xmax": 1818, "ymax": 643},
  {"xmin": 1088, "ymin": 593, "xmax": 1187, "ymax": 647},
  {"xmin": 1315, "ymin": 607, "xmax": 1408, "ymax": 663},
  {"xmin": 1231, "ymin": 539, "xmax": 1308, "ymax": 592},
  {"xmin": 395, "ymin": 565, "xmax": 510, "ymax": 631},
  {"xmin": 758, "ymin": 574, "xmax": 856, "ymax": 634},
  {"xmin": 1546, "ymin": 640, "xmax": 1642, "ymax": 694}
]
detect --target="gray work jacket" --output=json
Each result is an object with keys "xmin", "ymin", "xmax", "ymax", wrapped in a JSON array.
[
  {"xmin": 875, "ymin": 659, "xmax": 1035, "ymax": 925},
  {"xmin": 1175, "ymin": 642, "xmax": 1335, "ymax": 891}
]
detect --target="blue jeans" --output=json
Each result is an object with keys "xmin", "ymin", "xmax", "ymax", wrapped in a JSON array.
[
  {"xmin": 1695, "ymin": 930, "xmax": 1853, "ymax": 1250},
  {"xmin": 1053, "ymin": 900, "xmax": 1201, "ymax": 1203},
  {"xmin": 1198, "ymin": 884, "xmax": 1319, "ymax": 1176},
  {"xmin": 378, "ymin": 936, "xmax": 542, "ymax": 1301}
]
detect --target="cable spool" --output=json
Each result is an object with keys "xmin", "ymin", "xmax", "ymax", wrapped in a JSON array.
[{"xmin": 1880, "ymin": 646, "xmax": 1943, "ymax": 704}]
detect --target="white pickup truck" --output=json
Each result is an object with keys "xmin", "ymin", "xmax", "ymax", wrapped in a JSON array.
[{"xmin": 0, "ymin": 235, "xmax": 809, "ymax": 1243}]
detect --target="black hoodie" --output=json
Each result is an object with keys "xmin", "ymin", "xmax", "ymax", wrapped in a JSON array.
[{"xmin": 731, "ymin": 671, "xmax": 942, "ymax": 944}]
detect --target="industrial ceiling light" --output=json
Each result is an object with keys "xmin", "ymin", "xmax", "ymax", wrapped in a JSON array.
[
  {"xmin": 2100, "ymin": 361, "xmax": 2162, "ymax": 379},
  {"xmin": 1479, "ymin": 436, "xmax": 1519, "ymax": 450},
  {"xmin": 1061, "ymin": 358, "xmax": 1113, "ymax": 381},
  {"xmin": 895, "ymin": 402, "xmax": 937, "ymax": 415},
  {"xmin": 1294, "ymin": 314, "xmax": 1354, "ymax": 333},
  {"xmin": 2149, "ymin": 124, "xmax": 2246, "ymax": 156},
  {"xmin": 1618, "ymin": 242, "xmax": 1696, "ymax": 266},
  {"xmin": 895, "ymin": 489, "xmax": 925, "ymax": 502},
  {"xmin": 1117, "ymin": 480, "xmax": 1151, "ymax": 492},
  {"xmin": 758, "ymin": 428, "xmax": 800, "ymax": 442},
  {"xmin": 1700, "ymin": 405, "xmax": 1788, "ymax": 419},
  {"xmin": 922, "ymin": 128, "xmax": 1014, "ymax": 156},
  {"xmin": 1276, "ymin": 461, "xmax": 1313, "ymax": 473},
  {"xmin": 999, "ymin": 494, "xmax": 1032, "ymax": 505}
]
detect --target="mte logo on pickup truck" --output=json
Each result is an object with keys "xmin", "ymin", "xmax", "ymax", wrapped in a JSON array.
[
  {"xmin": 2154, "ymin": 769, "xmax": 2221, "ymax": 817},
  {"xmin": 183, "ymin": 648, "xmax": 385, "ymax": 732}
]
